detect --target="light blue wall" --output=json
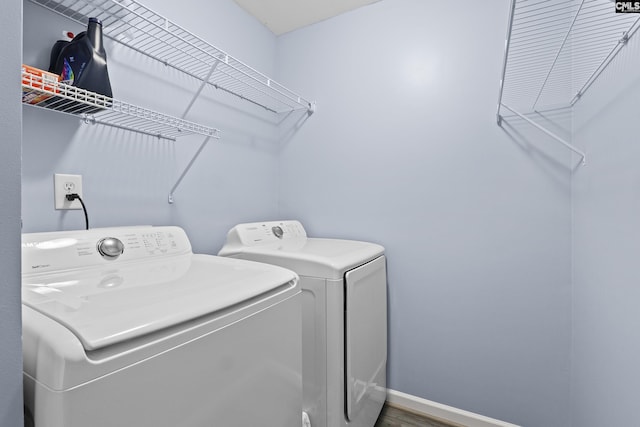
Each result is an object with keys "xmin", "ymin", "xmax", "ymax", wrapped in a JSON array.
[
  {"xmin": 22, "ymin": 0, "xmax": 284, "ymax": 254},
  {"xmin": 23, "ymin": 1, "xmax": 627, "ymax": 426},
  {"xmin": 0, "ymin": 1, "xmax": 23, "ymax": 426},
  {"xmin": 571, "ymin": 27, "xmax": 640, "ymax": 427},
  {"xmin": 276, "ymin": 1, "xmax": 572, "ymax": 426}
]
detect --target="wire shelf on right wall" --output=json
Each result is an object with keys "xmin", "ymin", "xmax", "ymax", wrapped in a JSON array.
[{"xmin": 496, "ymin": 0, "xmax": 640, "ymax": 165}]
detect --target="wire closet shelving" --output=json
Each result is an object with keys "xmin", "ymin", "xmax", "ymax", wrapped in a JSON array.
[
  {"xmin": 26, "ymin": 0, "xmax": 315, "ymax": 203},
  {"xmin": 22, "ymin": 69, "xmax": 220, "ymax": 141},
  {"xmin": 497, "ymin": 0, "xmax": 640, "ymax": 165},
  {"xmin": 28, "ymin": 0, "xmax": 315, "ymax": 115}
]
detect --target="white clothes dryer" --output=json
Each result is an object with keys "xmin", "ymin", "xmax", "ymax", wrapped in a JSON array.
[
  {"xmin": 22, "ymin": 225, "xmax": 302, "ymax": 427},
  {"xmin": 219, "ymin": 220, "xmax": 387, "ymax": 427}
]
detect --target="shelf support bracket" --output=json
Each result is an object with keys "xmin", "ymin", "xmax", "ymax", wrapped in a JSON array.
[
  {"xmin": 168, "ymin": 135, "xmax": 212, "ymax": 204},
  {"xmin": 168, "ymin": 60, "xmax": 221, "ymax": 204},
  {"xmin": 500, "ymin": 103, "xmax": 586, "ymax": 166},
  {"xmin": 182, "ymin": 59, "xmax": 220, "ymax": 119}
]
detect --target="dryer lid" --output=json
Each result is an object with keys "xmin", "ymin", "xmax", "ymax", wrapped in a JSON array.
[
  {"xmin": 22, "ymin": 254, "xmax": 297, "ymax": 351},
  {"xmin": 220, "ymin": 238, "xmax": 384, "ymax": 279}
]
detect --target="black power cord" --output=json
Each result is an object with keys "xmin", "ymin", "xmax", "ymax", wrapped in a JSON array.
[{"xmin": 66, "ymin": 193, "xmax": 89, "ymax": 230}]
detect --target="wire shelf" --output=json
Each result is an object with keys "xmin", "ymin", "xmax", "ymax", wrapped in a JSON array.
[
  {"xmin": 22, "ymin": 69, "xmax": 220, "ymax": 141},
  {"xmin": 499, "ymin": 0, "xmax": 640, "ymax": 115},
  {"xmin": 28, "ymin": 0, "xmax": 315, "ymax": 115}
]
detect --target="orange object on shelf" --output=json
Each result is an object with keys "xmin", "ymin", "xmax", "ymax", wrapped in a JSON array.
[{"xmin": 21, "ymin": 64, "xmax": 61, "ymax": 105}]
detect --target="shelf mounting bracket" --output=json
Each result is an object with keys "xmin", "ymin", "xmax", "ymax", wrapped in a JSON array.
[
  {"xmin": 168, "ymin": 135, "xmax": 213, "ymax": 204},
  {"xmin": 168, "ymin": 61, "xmax": 221, "ymax": 204},
  {"xmin": 181, "ymin": 59, "xmax": 220, "ymax": 120}
]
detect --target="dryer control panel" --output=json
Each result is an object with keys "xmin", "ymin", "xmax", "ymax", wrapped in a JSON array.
[{"xmin": 224, "ymin": 220, "xmax": 307, "ymax": 247}]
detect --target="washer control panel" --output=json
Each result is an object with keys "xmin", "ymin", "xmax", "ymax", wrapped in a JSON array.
[
  {"xmin": 22, "ymin": 226, "xmax": 192, "ymax": 274},
  {"xmin": 225, "ymin": 220, "xmax": 307, "ymax": 247}
]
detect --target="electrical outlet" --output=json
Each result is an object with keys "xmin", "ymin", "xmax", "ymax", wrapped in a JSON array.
[{"xmin": 54, "ymin": 174, "xmax": 83, "ymax": 210}]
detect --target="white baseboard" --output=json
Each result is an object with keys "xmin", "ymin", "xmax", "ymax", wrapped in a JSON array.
[{"xmin": 385, "ymin": 389, "xmax": 521, "ymax": 427}]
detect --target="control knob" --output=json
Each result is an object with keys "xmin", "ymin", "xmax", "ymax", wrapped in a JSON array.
[
  {"xmin": 97, "ymin": 237, "xmax": 124, "ymax": 259},
  {"xmin": 272, "ymin": 226, "xmax": 284, "ymax": 239}
]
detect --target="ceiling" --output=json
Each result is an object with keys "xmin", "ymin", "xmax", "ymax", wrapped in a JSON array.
[{"xmin": 232, "ymin": 0, "xmax": 382, "ymax": 35}]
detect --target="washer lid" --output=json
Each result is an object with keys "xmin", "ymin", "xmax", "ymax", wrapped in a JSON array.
[
  {"xmin": 220, "ymin": 238, "xmax": 384, "ymax": 279},
  {"xmin": 22, "ymin": 254, "xmax": 297, "ymax": 351}
]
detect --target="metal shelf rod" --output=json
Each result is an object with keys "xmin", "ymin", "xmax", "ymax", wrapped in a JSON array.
[
  {"xmin": 168, "ymin": 135, "xmax": 212, "ymax": 204},
  {"xmin": 500, "ymin": 103, "xmax": 586, "ymax": 165},
  {"xmin": 497, "ymin": 0, "xmax": 517, "ymax": 124},
  {"xmin": 181, "ymin": 59, "xmax": 220, "ymax": 120},
  {"xmin": 167, "ymin": 60, "xmax": 221, "ymax": 204},
  {"xmin": 531, "ymin": 0, "xmax": 586, "ymax": 110},
  {"xmin": 87, "ymin": 116, "xmax": 174, "ymax": 140}
]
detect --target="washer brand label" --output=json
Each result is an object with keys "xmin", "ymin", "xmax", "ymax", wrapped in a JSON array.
[
  {"xmin": 615, "ymin": 1, "xmax": 640, "ymax": 12},
  {"xmin": 30, "ymin": 264, "xmax": 51, "ymax": 270}
]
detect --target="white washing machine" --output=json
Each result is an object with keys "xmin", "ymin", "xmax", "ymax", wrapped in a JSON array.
[
  {"xmin": 21, "ymin": 225, "xmax": 302, "ymax": 427},
  {"xmin": 219, "ymin": 220, "xmax": 387, "ymax": 427}
]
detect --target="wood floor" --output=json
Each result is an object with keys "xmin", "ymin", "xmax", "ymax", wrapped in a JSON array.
[{"xmin": 375, "ymin": 404, "xmax": 456, "ymax": 427}]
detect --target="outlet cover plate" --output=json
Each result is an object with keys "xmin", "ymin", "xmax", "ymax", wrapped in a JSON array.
[{"xmin": 54, "ymin": 174, "xmax": 83, "ymax": 210}]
